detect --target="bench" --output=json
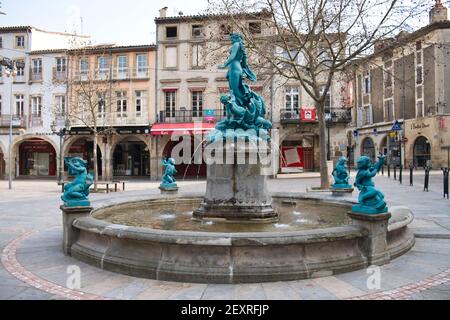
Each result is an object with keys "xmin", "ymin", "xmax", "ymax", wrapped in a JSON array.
[{"xmin": 60, "ymin": 180, "xmax": 123, "ymax": 193}]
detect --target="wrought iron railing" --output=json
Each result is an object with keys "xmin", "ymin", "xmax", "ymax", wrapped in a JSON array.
[
  {"xmin": 0, "ymin": 115, "xmax": 27, "ymax": 127},
  {"xmin": 157, "ymin": 109, "xmax": 225, "ymax": 123}
]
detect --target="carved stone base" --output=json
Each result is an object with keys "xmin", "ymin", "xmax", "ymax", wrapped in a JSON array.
[
  {"xmin": 347, "ymin": 211, "xmax": 391, "ymax": 265},
  {"xmin": 159, "ymin": 186, "xmax": 179, "ymax": 194},
  {"xmin": 331, "ymin": 188, "xmax": 354, "ymax": 197},
  {"xmin": 193, "ymin": 143, "xmax": 278, "ymax": 223},
  {"xmin": 60, "ymin": 205, "xmax": 93, "ymax": 255}
]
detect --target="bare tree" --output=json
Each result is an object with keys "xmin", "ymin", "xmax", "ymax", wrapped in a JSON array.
[
  {"xmin": 65, "ymin": 43, "xmax": 117, "ymax": 191},
  {"xmin": 207, "ymin": 0, "xmax": 426, "ymax": 188}
]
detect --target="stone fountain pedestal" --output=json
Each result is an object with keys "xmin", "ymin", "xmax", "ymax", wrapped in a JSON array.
[{"xmin": 193, "ymin": 141, "xmax": 278, "ymax": 223}]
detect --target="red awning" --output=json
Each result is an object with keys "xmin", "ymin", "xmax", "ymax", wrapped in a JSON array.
[{"xmin": 150, "ymin": 122, "xmax": 216, "ymax": 136}]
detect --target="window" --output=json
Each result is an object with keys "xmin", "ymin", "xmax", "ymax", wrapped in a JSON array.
[
  {"xmin": 166, "ymin": 26, "xmax": 177, "ymax": 38},
  {"xmin": 384, "ymin": 100, "xmax": 394, "ymax": 121},
  {"xmin": 364, "ymin": 75, "xmax": 371, "ymax": 94},
  {"xmin": 56, "ymin": 57, "xmax": 66, "ymax": 72},
  {"xmin": 16, "ymin": 35, "xmax": 25, "ymax": 48},
  {"xmin": 117, "ymin": 56, "xmax": 127, "ymax": 72},
  {"xmin": 15, "ymin": 94, "xmax": 25, "ymax": 116},
  {"xmin": 192, "ymin": 25, "xmax": 204, "ymax": 38},
  {"xmin": 15, "ymin": 60, "xmax": 25, "ymax": 76},
  {"xmin": 191, "ymin": 44, "xmax": 204, "ymax": 68},
  {"xmin": 384, "ymin": 69, "xmax": 393, "ymax": 88},
  {"xmin": 416, "ymin": 41, "xmax": 422, "ymax": 51},
  {"xmin": 31, "ymin": 96, "xmax": 42, "ymax": 117},
  {"xmin": 191, "ymin": 91, "xmax": 203, "ymax": 117},
  {"xmin": 249, "ymin": 22, "xmax": 261, "ymax": 34},
  {"xmin": 55, "ymin": 95, "xmax": 66, "ymax": 115},
  {"xmin": 416, "ymin": 66, "xmax": 423, "ymax": 85},
  {"xmin": 79, "ymin": 58, "xmax": 89, "ymax": 74},
  {"xmin": 320, "ymin": 86, "xmax": 331, "ymax": 112},
  {"xmin": 98, "ymin": 56, "xmax": 109, "ymax": 73},
  {"xmin": 220, "ymin": 24, "xmax": 232, "ymax": 35},
  {"xmin": 416, "ymin": 100, "xmax": 424, "ymax": 118},
  {"xmin": 285, "ymin": 86, "xmax": 299, "ymax": 112},
  {"xmin": 32, "ymin": 59, "xmax": 42, "ymax": 74},
  {"xmin": 165, "ymin": 46, "xmax": 177, "ymax": 68},
  {"xmin": 0, "ymin": 37, "xmax": 2, "ymax": 48},
  {"xmin": 97, "ymin": 93, "xmax": 106, "ymax": 118},
  {"xmin": 165, "ymin": 91, "xmax": 176, "ymax": 118},
  {"xmin": 363, "ymin": 105, "xmax": 373, "ymax": 125},
  {"xmin": 135, "ymin": 91, "xmax": 146, "ymax": 117},
  {"xmin": 116, "ymin": 91, "xmax": 127, "ymax": 117},
  {"xmin": 136, "ymin": 54, "xmax": 147, "ymax": 72},
  {"xmin": 15, "ymin": 95, "xmax": 24, "ymax": 116}
]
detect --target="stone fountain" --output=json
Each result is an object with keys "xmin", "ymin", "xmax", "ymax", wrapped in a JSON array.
[
  {"xmin": 59, "ymin": 34, "xmax": 415, "ymax": 284},
  {"xmin": 193, "ymin": 33, "xmax": 276, "ymax": 222}
]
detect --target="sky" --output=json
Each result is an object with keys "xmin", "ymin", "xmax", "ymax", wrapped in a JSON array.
[{"xmin": 0, "ymin": 0, "xmax": 209, "ymax": 45}]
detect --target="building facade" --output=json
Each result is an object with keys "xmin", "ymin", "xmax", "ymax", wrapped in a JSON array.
[
  {"xmin": 353, "ymin": 1, "xmax": 450, "ymax": 169},
  {"xmin": 0, "ymin": 26, "xmax": 89, "ymax": 179},
  {"xmin": 66, "ymin": 45, "xmax": 156, "ymax": 180}
]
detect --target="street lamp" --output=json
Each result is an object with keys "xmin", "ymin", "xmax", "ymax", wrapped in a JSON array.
[
  {"xmin": 51, "ymin": 119, "xmax": 70, "ymax": 184},
  {"xmin": 1, "ymin": 58, "xmax": 18, "ymax": 190}
]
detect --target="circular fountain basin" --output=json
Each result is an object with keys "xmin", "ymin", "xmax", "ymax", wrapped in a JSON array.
[{"xmin": 70, "ymin": 194, "xmax": 415, "ymax": 283}]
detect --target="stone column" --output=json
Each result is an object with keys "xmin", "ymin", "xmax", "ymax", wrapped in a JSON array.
[
  {"xmin": 60, "ymin": 205, "xmax": 93, "ymax": 255},
  {"xmin": 347, "ymin": 211, "xmax": 391, "ymax": 265}
]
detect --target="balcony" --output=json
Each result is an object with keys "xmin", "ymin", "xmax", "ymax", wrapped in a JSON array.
[
  {"xmin": 53, "ymin": 68, "xmax": 67, "ymax": 82},
  {"xmin": 30, "ymin": 72, "xmax": 43, "ymax": 82},
  {"xmin": 111, "ymin": 112, "xmax": 149, "ymax": 125},
  {"xmin": 157, "ymin": 109, "xmax": 225, "ymax": 123},
  {"xmin": 132, "ymin": 67, "xmax": 150, "ymax": 79},
  {"xmin": 112, "ymin": 67, "xmax": 129, "ymax": 80},
  {"xmin": 30, "ymin": 116, "xmax": 43, "ymax": 127},
  {"xmin": 14, "ymin": 74, "xmax": 26, "ymax": 83},
  {"xmin": 327, "ymin": 109, "xmax": 352, "ymax": 124},
  {"xmin": 280, "ymin": 108, "xmax": 301, "ymax": 123},
  {"xmin": 95, "ymin": 69, "xmax": 110, "ymax": 81},
  {"xmin": 0, "ymin": 115, "xmax": 27, "ymax": 128}
]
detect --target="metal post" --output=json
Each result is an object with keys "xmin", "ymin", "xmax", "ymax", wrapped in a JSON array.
[
  {"xmin": 394, "ymin": 165, "xmax": 397, "ymax": 180},
  {"xmin": 387, "ymin": 164, "xmax": 391, "ymax": 178},
  {"xmin": 424, "ymin": 166, "xmax": 430, "ymax": 192},
  {"xmin": 381, "ymin": 164, "xmax": 384, "ymax": 175},
  {"xmin": 8, "ymin": 73, "xmax": 13, "ymax": 190},
  {"xmin": 58, "ymin": 132, "xmax": 63, "ymax": 184},
  {"xmin": 327, "ymin": 123, "xmax": 331, "ymax": 161},
  {"xmin": 409, "ymin": 165, "xmax": 414, "ymax": 186},
  {"xmin": 442, "ymin": 167, "xmax": 449, "ymax": 199},
  {"xmin": 399, "ymin": 165, "xmax": 402, "ymax": 184}
]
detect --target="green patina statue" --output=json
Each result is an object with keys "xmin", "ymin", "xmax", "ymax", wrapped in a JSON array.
[
  {"xmin": 331, "ymin": 156, "xmax": 352, "ymax": 189},
  {"xmin": 352, "ymin": 155, "xmax": 388, "ymax": 214},
  {"xmin": 209, "ymin": 33, "xmax": 272, "ymax": 143},
  {"xmin": 160, "ymin": 157, "xmax": 178, "ymax": 190},
  {"xmin": 61, "ymin": 157, "xmax": 93, "ymax": 207}
]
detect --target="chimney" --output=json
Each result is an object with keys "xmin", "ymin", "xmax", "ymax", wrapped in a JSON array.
[
  {"xmin": 429, "ymin": 0, "xmax": 448, "ymax": 24},
  {"xmin": 159, "ymin": 7, "xmax": 168, "ymax": 18}
]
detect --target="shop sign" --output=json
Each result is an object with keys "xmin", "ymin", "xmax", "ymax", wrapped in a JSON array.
[
  {"xmin": 301, "ymin": 106, "xmax": 316, "ymax": 122},
  {"xmin": 204, "ymin": 109, "xmax": 215, "ymax": 122},
  {"xmin": 410, "ymin": 122, "xmax": 430, "ymax": 130}
]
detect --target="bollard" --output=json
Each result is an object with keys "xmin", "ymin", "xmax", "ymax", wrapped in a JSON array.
[
  {"xmin": 399, "ymin": 165, "xmax": 403, "ymax": 184},
  {"xmin": 442, "ymin": 167, "xmax": 449, "ymax": 199},
  {"xmin": 409, "ymin": 165, "xmax": 414, "ymax": 186},
  {"xmin": 424, "ymin": 166, "xmax": 431, "ymax": 192},
  {"xmin": 387, "ymin": 164, "xmax": 391, "ymax": 178},
  {"xmin": 394, "ymin": 165, "xmax": 397, "ymax": 180},
  {"xmin": 381, "ymin": 164, "xmax": 384, "ymax": 176}
]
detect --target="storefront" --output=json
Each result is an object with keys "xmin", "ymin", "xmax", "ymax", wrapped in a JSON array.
[
  {"xmin": 113, "ymin": 139, "xmax": 150, "ymax": 177},
  {"xmin": 18, "ymin": 138, "xmax": 56, "ymax": 177},
  {"xmin": 151, "ymin": 123, "xmax": 215, "ymax": 178},
  {"xmin": 67, "ymin": 138, "xmax": 102, "ymax": 176},
  {"xmin": 280, "ymin": 136, "xmax": 315, "ymax": 172},
  {"xmin": 361, "ymin": 137, "xmax": 376, "ymax": 162}
]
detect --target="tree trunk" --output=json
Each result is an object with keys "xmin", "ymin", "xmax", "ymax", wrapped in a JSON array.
[
  {"xmin": 93, "ymin": 133, "xmax": 98, "ymax": 192},
  {"xmin": 318, "ymin": 103, "xmax": 330, "ymax": 189}
]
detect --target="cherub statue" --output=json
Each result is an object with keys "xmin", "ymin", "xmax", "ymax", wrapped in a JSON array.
[
  {"xmin": 352, "ymin": 155, "xmax": 388, "ymax": 214},
  {"xmin": 61, "ymin": 157, "xmax": 93, "ymax": 207},
  {"xmin": 160, "ymin": 157, "xmax": 178, "ymax": 190},
  {"xmin": 331, "ymin": 156, "xmax": 351, "ymax": 189}
]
